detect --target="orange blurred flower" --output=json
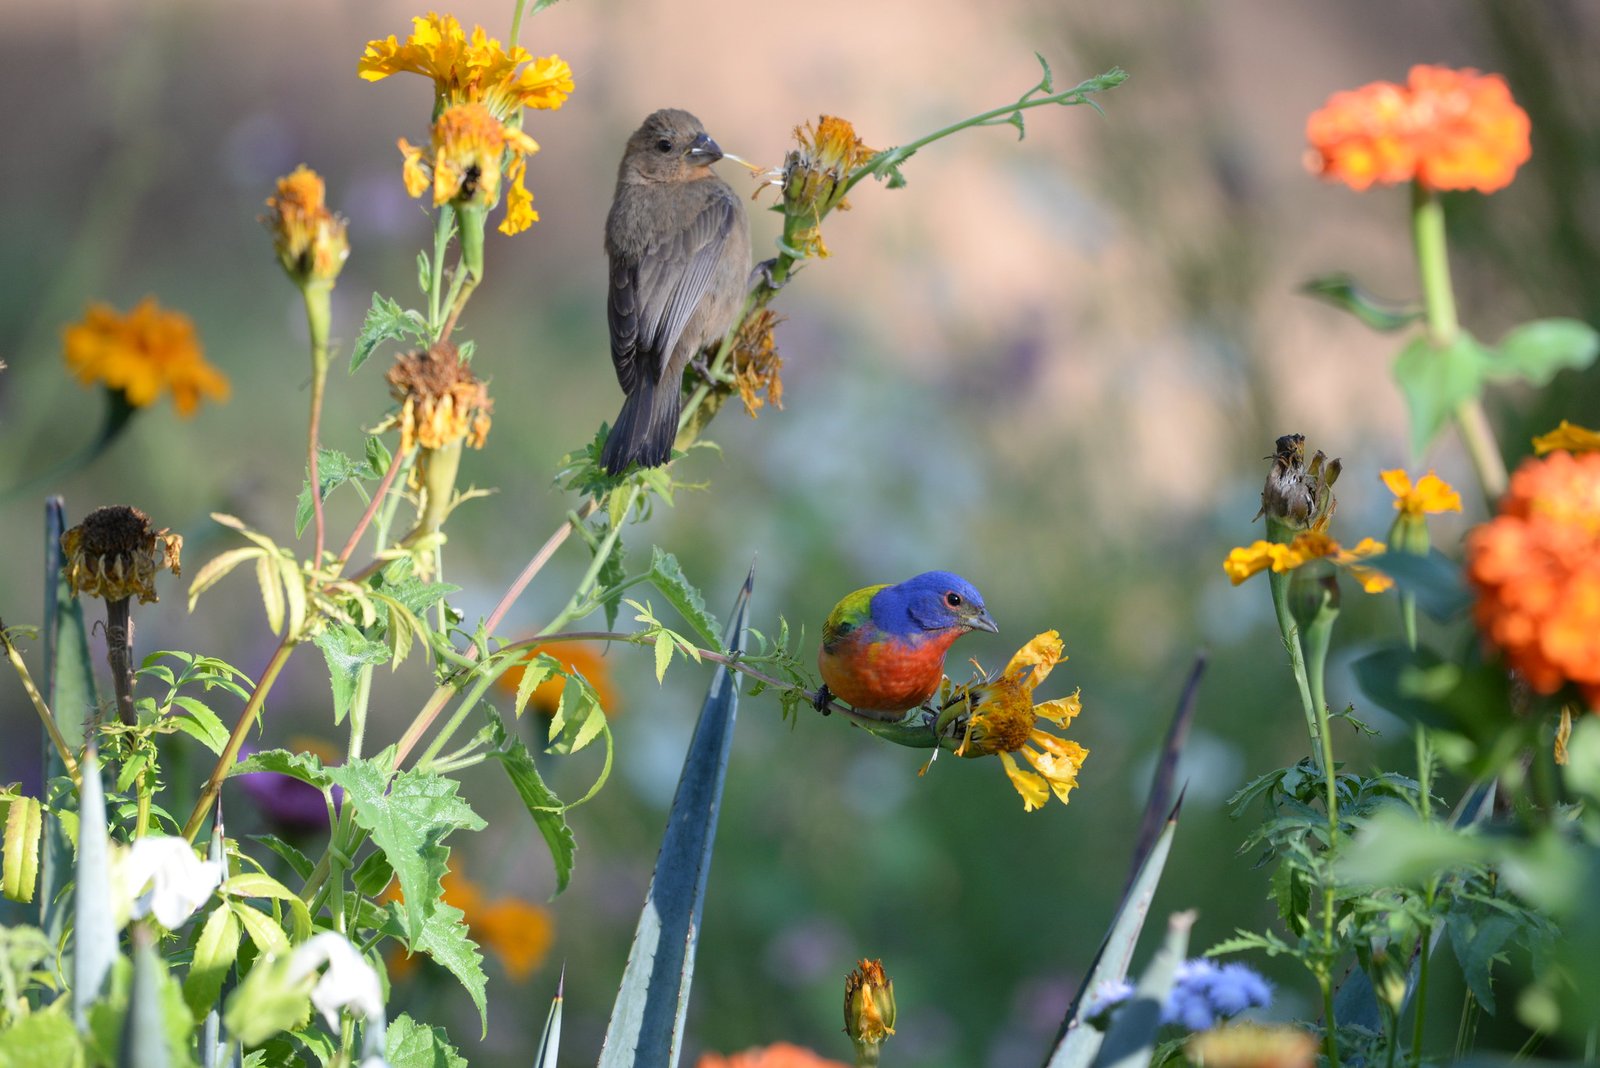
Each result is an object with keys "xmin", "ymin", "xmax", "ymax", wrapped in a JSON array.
[
  {"xmin": 496, "ymin": 643, "xmax": 618, "ymax": 717},
  {"xmin": 63, "ymin": 298, "xmax": 229, "ymax": 416},
  {"xmin": 1466, "ymin": 451, "xmax": 1600, "ymax": 708},
  {"xmin": 386, "ymin": 863, "xmax": 554, "ymax": 982},
  {"xmin": 695, "ymin": 1043, "xmax": 848, "ymax": 1068},
  {"xmin": 1305, "ymin": 65, "xmax": 1530, "ymax": 193}
]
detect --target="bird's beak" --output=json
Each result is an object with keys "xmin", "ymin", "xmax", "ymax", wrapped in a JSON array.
[
  {"xmin": 968, "ymin": 609, "xmax": 999, "ymax": 634},
  {"xmin": 687, "ymin": 132, "xmax": 724, "ymax": 166}
]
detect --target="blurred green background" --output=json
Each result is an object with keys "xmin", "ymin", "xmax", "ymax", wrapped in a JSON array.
[{"xmin": 3, "ymin": 0, "xmax": 1600, "ymax": 1064}]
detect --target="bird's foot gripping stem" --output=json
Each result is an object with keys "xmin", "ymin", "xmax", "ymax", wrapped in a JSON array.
[
  {"xmin": 813, "ymin": 683, "xmax": 834, "ymax": 717},
  {"xmin": 752, "ymin": 257, "xmax": 787, "ymax": 292}
]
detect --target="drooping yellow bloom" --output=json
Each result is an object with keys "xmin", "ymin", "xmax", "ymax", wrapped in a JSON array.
[
  {"xmin": 1381, "ymin": 468, "xmax": 1462, "ymax": 516},
  {"xmin": 1224, "ymin": 532, "xmax": 1392, "ymax": 593},
  {"xmin": 359, "ymin": 12, "xmax": 573, "ymax": 119},
  {"xmin": 1533, "ymin": 420, "xmax": 1600, "ymax": 456},
  {"xmin": 61, "ymin": 505, "xmax": 182, "ymax": 605},
  {"xmin": 952, "ymin": 631, "xmax": 1088, "ymax": 812},
  {"xmin": 262, "ymin": 166, "xmax": 349, "ymax": 287},
  {"xmin": 62, "ymin": 299, "xmax": 229, "ymax": 417},
  {"xmin": 384, "ymin": 342, "xmax": 493, "ymax": 456},
  {"xmin": 398, "ymin": 102, "xmax": 541, "ymax": 234}
]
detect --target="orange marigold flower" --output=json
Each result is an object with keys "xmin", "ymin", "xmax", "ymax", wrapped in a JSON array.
[
  {"xmin": 262, "ymin": 165, "xmax": 349, "ymax": 286},
  {"xmin": 1466, "ymin": 451, "xmax": 1600, "ymax": 708},
  {"xmin": 398, "ymin": 102, "xmax": 541, "ymax": 234},
  {"xmin": 1306, "ymin": 65, "xmax": 1531, "ymax": 194},
  {"xmin": 1533, "ymin": 420, "xmax": 1600, "ymax": 456},
  {"xmin": 496, "ymin": 642, "xmax": 619, "ymax": 717},
  {"xmin": 695, "ymin": 1044, "xmax": 849, "ymax": 1068},
  {"xmin": 63, "ymin": 298, "xmax": 229, "ymax": 416}
]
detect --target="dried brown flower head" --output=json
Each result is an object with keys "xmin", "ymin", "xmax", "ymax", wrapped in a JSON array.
[
  {"xmin": 385, "ymin": 343, "xmax": 494, "ymax": 455},
  {"xmin": 731, "ymin": 309, "xmax": 785, "ymax": 417},
  {"xmin": 1255, "ymin": 433, "xmax": 1341, "ymax": 532},
  {"xmin": 61, "ymin": 506, "xmax": 182, "ymax": 604}
]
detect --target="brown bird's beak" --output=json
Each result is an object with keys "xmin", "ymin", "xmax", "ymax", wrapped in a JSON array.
[
  {"xmin": 686, "ymin": 132, "xmax": 724, "ymax": 165},
  {"xmin": 968, "ymin": 608, "xmax": 999, "ymax": 634}
]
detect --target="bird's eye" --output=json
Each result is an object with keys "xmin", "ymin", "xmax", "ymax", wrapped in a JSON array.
[
  {"xmin": 945, "ymin": 592, "xmax": 963, "ymax": 608},
  {"xmin": 655, "ymin": 138, "xmax": 673, "ymax": 153}
]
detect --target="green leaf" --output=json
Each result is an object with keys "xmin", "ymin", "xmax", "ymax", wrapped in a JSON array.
[
  {"xmin": 384, "ymin": 1015, "xmax": 467, "ymax": 1068},
  {"xmin": 597, "ymin": 536, "xmax": 628, "ymax": 633},
  {"xmin": 0, "ymin": 1005, "xmax": 84, "ymax": 1067},
  {"xmin": 352, "ymin": 849, "xmax": 395, "ymax": 899},
  {"xmin": 1270, "ymin": 858, "xmax": 1311, "ymax": 937},
  {"xmin": 647, "ymin": 549, "xmax": 723, "ymax": 652},
  {"xmin": 1362, "ymin": 551, "xmax": 1472, "ymax": 622},
  {"xmin": 511, "ymin": 652, "xmax": 559, "ymax": 720},
  {"xmin": 3, "ymin": 794, "xmax": 41, "ymax": 903},
  {"xmin": 599, "ymin": 570, "xmax": 753, "ymax": 1066},
  {"xmin": 1393, "ymin": 332, "xmax": 1493, "ymax": 458},
  {"xmin": 166, "ymin": 697, "xmax": 230, "ymax": 755},
  {"xmin": 485, "ymin": 707, "xmax": 576, "ymax": 895},
  {"xmin": 381, "ymin": 896, "xmax": 489, "ymax": 1035},
  {"xmin": 1301, "ymin": 273, "xmax": 1423, "ymax": 332},
  {"xmin": 223, "ymin": 954, "xmax": 310, "ymax": 1047},
  {"xmin": 325, "ymin": 761, "xmax": 485, "ymax": 945},
  {"xmin": 231, "ymin": 750, "xmax": 332, "ymax": 790},
  {"xmin": 219, "ymin": 873, "xmax": 313, "ymax": 943},
  {"xmin": 1351, "ymin": 643, "xmax": 1512, "ymax": 745},
  {"xmin": 250, "ymin": 835, "xmax": 313, "ymax": 882},
  {"xmin": 1487, "ymin": 317, "xmax": 1600, "ymax": 387},
  {"xmin": 312, "ymin": 624, "xmax": 389, "ymax": 727},
  {"xmin": 183, "ymin": 906, "xmax": 240, "ymax": 1023},
  {"xmin": 1336, "ymin": 808, "xmax": 1490, "ymax": 886},
  {"xmin": 351, "ymin": 293, "xmax": 427, "ymax": 375},
  {"xmin": 1447, "ymin": 911, "xmax": 1518, "ymax": 1013},
  {"xmin": 652, "ymin": 631, "xmax": 673, "ymax": 683},
  {"xmin": 230, "ymin": 902, "xmax": 291, "ymax": 958},
  {"xmin": 295, "ymin": 448, "xmax": 365, "ymax": 539}
]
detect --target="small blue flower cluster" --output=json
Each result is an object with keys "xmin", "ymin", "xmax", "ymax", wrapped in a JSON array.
[{"xmin": 1083, "ymin": 959, "xmax": 1272, "ymax": 1032}]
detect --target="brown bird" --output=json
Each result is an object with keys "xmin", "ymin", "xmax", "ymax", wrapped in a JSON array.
[{"xmin": 600, "ymin": 108, "xmax": 752, "ymax": 474}]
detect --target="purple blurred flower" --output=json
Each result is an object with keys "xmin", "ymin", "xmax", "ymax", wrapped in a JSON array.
[
  {"xmin": 234, "ymin": 744, "xmax": 339, "ymax": 834},
  {"xmin": 1085, "ymin": 959, "xmax": 1272, "ymax": 1032}
]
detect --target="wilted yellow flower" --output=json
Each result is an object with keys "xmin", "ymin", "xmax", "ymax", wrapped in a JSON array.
[
  {"xmin": 398, "ymin": 102, "xmax": 541, "ymax": 234},
  {"xmin": 384, "ymin": 342, "xmax": 493, "ymax": 456},
  {"xmin": 359, "ymin": 12, "xmax": 573, "ymax": 119},
  {"xmin": 1381, "ymin": 468, "xmax": 1462, "ymax": 517},
  {"xmin": 731, "ymin": 308, "xmax": 784, "ymax": 416},
  {"xmin": 1533, "ymin": 420, "xmax": 1600, "ymax": 456},
  {"xmin": 782, "ymin": 116, "xmax": 877, "ymax": 258},
  {"xmin": 1186, "ymin": 1023, "xmax": 1318, "ymax": 1068},
  {"xmin": 1224, "ymin": 533, "xmax": 1392, "ymax": 593},
  {"xmin": 953, "ymin": 631, "xmax": 1088, "ymax": 811},
  {"xmin": 61, "ymin": 505, "xmax": 182, "ymax": 605},
  {"xmin": 63, "ymin": 299, "xmax": 229, "ymax": 417},
  {"xmin": 262, "ymin": 165, "xmax": 349, "ymax": 287},
  {"xmin": 843, "ymin": 959, "xmax": 896, "ymax": 1047}
]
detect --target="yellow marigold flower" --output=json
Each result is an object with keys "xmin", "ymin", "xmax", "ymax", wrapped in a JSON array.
[
  {"xmin": 61, "ymin": 505, "xmax": 182, "ymax": 605},
  {"xmin": 386, "ymin": 862, "xmax": 554, "ymax": 982},
  {"xmin": 696, "ymin": 1045, "xmax": 848, "ymax": 1068},
  {"xmin": 1533, "ymin": 420, "xmax": 1600, "ymax": 456},
  {"xmin": 495, "ymin": 642, "xmax": 620, "ymax": 718},
  {"xmin": 1381, "ymin": 468, "xmax": 1462, "ymax": 516},
  {"xmin": 62, "ymin": 298, "xmax": 229, "ymax": 417},
  {"xmin": 1223, "ymin": 533, "xmax": 1392, "ymax": 593},
  {"xmin": 782, "ymin": 115, "xmax": 877, "ymax": 258},
  {"xmin": 262, "ymin": 165, "xmax": 349, "ymax": 287},
  {"xmin": 952, "ymin": 631, "xmax": 1088, "ymax": 812},
  {"xmin": 1187, "ymin": 1023, "xmax": 1319, "ymax": 1068},
  {"xmin": 398, "ymin": 102, "xmax": 541, "ymax": 234},
  {"xmin": 1467, "ymin": 451, "xmax": 1600, "ymax": 709},
  {"xmin": 359, "ymin": 12, "xmax": 573, "ymax": 119},
  {"xmin": 843, "ymin": 959, "xmax": 896, "ymax": 1047},
  {"xmin": 384, "ymin": 342, "xmax": 493, "ymax": 455}
]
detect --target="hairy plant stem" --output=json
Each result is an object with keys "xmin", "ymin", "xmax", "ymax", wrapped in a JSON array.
[
  {"xmin": 1268, "ymin": 571, "xmax": 1325, "ymax": 775},
  {"xmin": 1411, "ymin": 181, "xmax": 1506, "ymax": 502},
  {"xmin": 333, "ymin": 447, "xmax": 409, "ymax": 575},
  {"xmin": 106, "ymin": 597, "xmax": 137, "ymax": 727},
  {"xmin": 182, "ymin": 636, "xmax": 297, "ymax": 841},
  {"xmin": 482, "ymin": 499, "xmax": 597, "ymax": 639},
  {"xmin": 303, "ymin": 281, "xmax": 333, "ymax": 563}
]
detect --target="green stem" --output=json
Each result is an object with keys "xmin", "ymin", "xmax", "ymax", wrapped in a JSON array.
[
  {"xmin": 1268, "ymin": 571, "xmax": 1325, "ymax": 775},
  {"xmin": 853, "ymin": 1044, "xmax": 882, "ymax": 1068},
  {"xmin": 1322, "ymin": 973, "xmax": 1343, "ymax": 1068},
  {"xmin": 428, "ymin": 207, "xmax": 452, "ymax": 335},
  {"xmin": 1410, "ymin": 181, "xmax": 1507, "ymax": 501},
  {"xmin": 348, "ymin": 665, "xmax": 373, "ymax": 762},
  {"xmin": 1306, "ymin": 607, "xmax": 1341, "ymax": 834},
  {"xmin": 183, "ymin": 637, "xmax": 297, "ymax": 841},
  {"xmin": 539, "ymin": 486, "xmax": 641, "ymax": 634},
  {"xmin": 508, "ymin": 0, "xmax": 528, "ymax": 47},
  {"xmin": 303, "ymin": 282, "xmax": 333, "ymax": 564},
  {"xmin": 414, "ymin": 667, "xmax": 503, "ymax": 770}
]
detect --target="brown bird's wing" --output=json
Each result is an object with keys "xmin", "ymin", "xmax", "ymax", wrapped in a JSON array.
[{"xmin": 608, "ymin": 194, "xmax": 739, "ymax": 390}]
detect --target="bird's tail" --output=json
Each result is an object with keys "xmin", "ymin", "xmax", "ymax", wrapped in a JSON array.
[{"xmin": 600, "ymin": 377, "xmax": 681, "ymax": 474}]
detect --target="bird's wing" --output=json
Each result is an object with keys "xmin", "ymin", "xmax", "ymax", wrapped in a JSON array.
[
  {"xmin": 611, "ymin": 194, "xmax": 739, "ymax": 387},
  {"xmin": 821, "ymin": 584, "xmax": 890, "ymax": 650}
]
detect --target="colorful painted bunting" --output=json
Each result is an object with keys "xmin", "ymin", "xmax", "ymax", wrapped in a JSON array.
[{"xmin": 817, "ymin": 571, "xmax": 997, "ymax": 721}]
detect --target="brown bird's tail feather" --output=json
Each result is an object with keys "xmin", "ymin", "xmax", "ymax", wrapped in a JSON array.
[{"xmin": 601, "ymin": 377, "xmax": 681, "ymax": 474}]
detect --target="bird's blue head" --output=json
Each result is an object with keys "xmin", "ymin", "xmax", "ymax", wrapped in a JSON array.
[{"xmin": 871, "ymin": 571, "xmax": 998, "ymax": 637}]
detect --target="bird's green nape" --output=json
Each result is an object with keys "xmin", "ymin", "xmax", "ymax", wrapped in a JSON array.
[{"xmin": 821, "ymin": 583, "xmax": 890, "ymax": 648}]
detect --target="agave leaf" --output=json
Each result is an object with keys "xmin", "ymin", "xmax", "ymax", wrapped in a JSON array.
[
  {"xmin": 74, "ymin": 745, "xmax": 116, "ymax": 1031},
  {"xmin": 119, "ymin": 927, "xmax": 169, "ymax": 1068},
  {"xmin": 533, "ymin": 968, "xmax": 564, "ymax": 1068},
  {"xmin": 1089, "ymin": 912, "xmax": 1194, "ymax": 1068},
  {"xmin": 598, "ymin": 566, "xmax": 754, "ymax": 1068}
]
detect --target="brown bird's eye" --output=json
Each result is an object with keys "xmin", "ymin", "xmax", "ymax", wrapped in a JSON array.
[
  {"xmin": 655, "ymin": 138, "xmax": 673, "ymax": 153},
  {"xmin": 945, "ymin": 592, "xmax": 963, "ymax": 608}
]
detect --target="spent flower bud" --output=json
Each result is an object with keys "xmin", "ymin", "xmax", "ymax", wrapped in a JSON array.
[
  {"xmin": 844, "ymin": 958, "xmax": 896, "ymax": 1051},
  {"xmin": 1255, "ymin": 434, "xmax": 1340, "ymax": 537}
]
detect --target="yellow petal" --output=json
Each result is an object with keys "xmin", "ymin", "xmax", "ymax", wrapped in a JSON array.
[
  {"xmin": 1408, "ymin": 472, "xmax": 1462, "ymax": 514},
  {"xmin": 998, "ymin": 752, "xmax": 1049, "ymax": 812},
  {"xmin": 1379, "ymin": 468, "xmax": 1413, "ymax": 500},
  {"xmin": 1033, "ymin": 690, "xmax": 1081, "ymax": 728},
  {"xmin": 1020, "ymin": 744, "xmax": 1081, "ymax": 805},
  {"xmin": 398, "ymin": 139, "xmax": 430, "ymax": 199},
  {"xmin": 1533, "ymin": 420, "xmax": 1600, "ymax": 456},
  {"xmin": 1002, "ymin": 630, "xmax": 1065, "ymax": 691}
]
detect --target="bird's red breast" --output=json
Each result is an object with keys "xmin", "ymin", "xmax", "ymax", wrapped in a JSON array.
[{"xmin": 818, "ymin": 628, "xmax": 966, "ymax": 716}]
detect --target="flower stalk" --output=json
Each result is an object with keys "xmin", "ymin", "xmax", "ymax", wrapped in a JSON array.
[{"xmin": 1, "ymin": 628, "xmax": 79, "ymax": 783}]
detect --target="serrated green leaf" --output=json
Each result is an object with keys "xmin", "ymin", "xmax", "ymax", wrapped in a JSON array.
[
  {"xmin": 223, "ymin": 954, "xmax": 310, "ymax": 1046},
  {"xmin": 1302, "ymin": 273, "xmax": 1423, "ymax": 332},
  {"xmin": 231, "ymin": 750, "xmax": 331, "ymax": 790},
  {"xmin": 0, "ymin": 1005, "xmax": 83, "ymax": 1067},
  {"xmin": 653, "ymin": 631, "xmax": 673, "ymax": 683},
  {"xmin": 484, "ymin": 708, "xmax": 575, "ymax": 894},
  {"xmin": 1393, "ymin": 332, "xmax": 1492, "ymax": 458},
  {"xmin": 167, "ymin": 697, "xmax": 230, "ymax": 755},
  {"xmin": 325, "ymin": 761, "xmax": 485, "ymax": 945},
  {"xmin": 187, "ymin": 548, "xmax": 267, "ymax": 610},
  {"xmin": 295, "ymin": 448, "xmax": 364, "ymax": 538},
  {"xmin": 312, "ymin": 624, "xmax": 389, "ymax": 727},
  {"xmin": 598, "ymin": 536, "xmax": 628, "ymax": 632},
  {"xmin": 647, "ymin": 549, "xmax": 723, "ymax": 651},
  {"xmin": 352, "ymin": 294, "xmax": 427, "ymax": 375},
  {"xmin": 251, "ymin": 835, "xmax": 313, "ymax": 882},
  {"xmin": 4, "ymin": 794, "xmax": 42, "ymax": 903},
  {"xmin": 183, "ymin": 906, "xmax": 240, "ymax": 1023},
  {"xmin": 382, "ymin": 896, "xmax": 488, "ymax": 1035},
  {"xmin": 385, "ymin": 1015, "xmax": 468, "ymax": 1068},
  {"xmin": 1447, "ymin": 911, "xmax": 1517, "ymax": 1013},
  {"xmin": 1486, "ymin": 317, "xmax": 1600, "ymax": 387},
  {"xmin": 512, "ymin": 652, "xmax": 558, "ymax": 720},
  {"xmin": 219, "ymin": 873, "xmax": 312, "ymax": 943}
]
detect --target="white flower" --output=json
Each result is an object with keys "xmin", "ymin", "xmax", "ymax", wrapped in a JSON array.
[
  {"xmin": 123, "ymin": 836, "xmax": 225, "ymax": 929},
  {"xmin": 287, "ymin": 932, "xmax": 385, "ymax": 1031}
]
